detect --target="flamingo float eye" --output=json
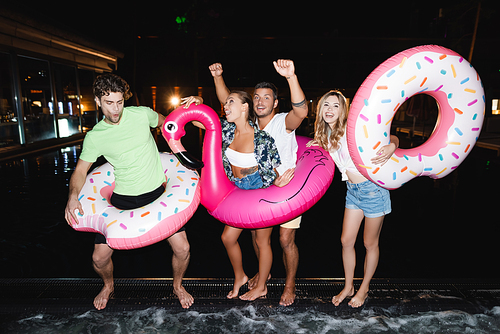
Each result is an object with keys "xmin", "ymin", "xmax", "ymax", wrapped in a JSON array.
[{"xmin": 164, "ymin": 121, "xmax": 178, "ymax": 133}]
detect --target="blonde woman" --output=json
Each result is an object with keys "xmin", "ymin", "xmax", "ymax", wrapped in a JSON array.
[{"xmin": 308, "ymin": 90, "xmax": 399, "ymax": 307}]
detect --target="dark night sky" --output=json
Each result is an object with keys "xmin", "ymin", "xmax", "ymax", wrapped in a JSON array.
[
  {"xmin": 4, "ymin": 1, "xmax": 499, "ymax": 94},
  {"xmin": 15, "ymin": 1, "xmax": 498, "ymax": 46}
]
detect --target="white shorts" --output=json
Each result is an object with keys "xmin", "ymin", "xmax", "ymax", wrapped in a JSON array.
[{"xmin": 280, "ymin": 216, "xmax": 302, "ymax": 229}]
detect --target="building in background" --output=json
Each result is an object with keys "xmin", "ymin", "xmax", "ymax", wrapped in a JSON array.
[{"xmin": 0, "ymin": 8, "xmax": 122, "ymax": 160}]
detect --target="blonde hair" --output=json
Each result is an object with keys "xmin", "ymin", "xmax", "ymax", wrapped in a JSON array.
[{"xmin": 313, "ymin": 90, "xmax": 349, "ymax": 151}]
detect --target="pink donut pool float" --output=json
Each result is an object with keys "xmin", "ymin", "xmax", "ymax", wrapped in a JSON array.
[
  {"xmin": 70, "ymin": 152, "xmax": 201, "ymax": 250},
  {"xmin": 162, "ymin": 104, "xmax": 335, "ymax": 229},
  {"xmin": 347, "ymin": 45, "xmax": 485, "ymax": 190}
]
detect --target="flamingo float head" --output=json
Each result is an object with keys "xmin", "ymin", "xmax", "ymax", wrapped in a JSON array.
[
  {"xmin": 161, "ymin": 107, "xmax": 204, "ymax": 171},
  {"xmin": 162, "ymin": 104, "xmax": 236, "ymax": 212}
]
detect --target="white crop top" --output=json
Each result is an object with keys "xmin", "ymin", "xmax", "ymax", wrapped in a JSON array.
[
  {"xmin": 329, "ymin": 134, "xmax": 363, "ymax": 182},
  {"xmin": 225, "ymin": 147, "xmax": 258, "ymax": 168}
]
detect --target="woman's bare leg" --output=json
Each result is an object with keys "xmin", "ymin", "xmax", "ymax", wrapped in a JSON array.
[
  {"xmin": 221, "ymin": 225, "xmax": 248, "ymax": 298},
  {"xmin": 349, "ymin": 215, "xmax": 384, "ymax": 308},
  {"xmin": 240, "ymin": 227, "xmax": 273, "ymax": 301},
  {"xmin": 332, "ymin": 208, "xmax": 364, "ymax": 306}
]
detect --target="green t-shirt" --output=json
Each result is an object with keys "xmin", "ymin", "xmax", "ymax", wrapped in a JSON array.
[{"xmin": 79, "ymin": 106, "xmax": 164, "ymax": 196}]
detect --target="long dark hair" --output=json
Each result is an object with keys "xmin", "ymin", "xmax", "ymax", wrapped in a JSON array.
[{"xmin": 231, "ymin": 90, "xmax": 256, "ymax": 124}]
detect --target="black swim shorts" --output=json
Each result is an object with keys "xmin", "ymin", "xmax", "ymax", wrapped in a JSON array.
[{"xmin": 94, "ymin": 184, "xmax": 186, "ymax": 244}]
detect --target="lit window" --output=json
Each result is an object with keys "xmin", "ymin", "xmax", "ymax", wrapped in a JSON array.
[{"xmin": 492, "ymin": 99, "xmax": 499, "ymax": 115}]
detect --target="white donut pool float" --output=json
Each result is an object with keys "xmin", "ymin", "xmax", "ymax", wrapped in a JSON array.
[
  {"xmin": 71, "ymin": 152, "xmax": 201, "ymax": 250},
  {"xmin": 347, "ymin": 45, "xmax": 485, "ymax": 189}
]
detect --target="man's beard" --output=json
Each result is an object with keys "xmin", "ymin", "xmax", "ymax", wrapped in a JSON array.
[{"xmin": 255, "ymin": 108, "xmax": 273, "ymax": 118}]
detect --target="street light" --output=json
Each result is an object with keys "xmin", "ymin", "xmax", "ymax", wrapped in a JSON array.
[{"xmin": 171, "ymin": 96, "xmax": 180, "ymax": 106}]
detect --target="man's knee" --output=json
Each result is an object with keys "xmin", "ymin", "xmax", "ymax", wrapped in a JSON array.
[
  {"xmin": 92, "ymin": 245, "xmax": 113, "ymax": 267},
  {"xmin": 174, "ymin": 241, "xmax": 190, "ymax": 259},
  {"xmin": 279, "ymin": 228, "xmax": 296, "ymax": 251},
  {"xmin": 170, "ymin": 232, "xmax": 190, "ymax": 259}
]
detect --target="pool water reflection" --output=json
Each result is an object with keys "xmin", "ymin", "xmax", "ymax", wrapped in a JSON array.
[
  {"xmin": 4, "ymin": 305, "xmax": 500, "ymax": 333},
  {"xmin": 1, "ymin": 138, "xmax": 499, "ymax": 333},
  {"xmin": 1, "ymin": 141, "xmax": 498, "ymax": 281}
]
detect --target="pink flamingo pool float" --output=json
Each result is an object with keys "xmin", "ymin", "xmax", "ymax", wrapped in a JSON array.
[{"xmin": 162, "ymin": 104, "xmax": 335, "ymax": 229}]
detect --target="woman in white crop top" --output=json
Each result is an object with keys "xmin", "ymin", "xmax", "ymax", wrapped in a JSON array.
[
  {"xmin": 183, "ymin": 93, "xmax": 294, "ymax": 302},
  {"xmin": 225, "ymin": 147, "xmax": 258, "ymax": 168},
  {"xmin": 309, "ymin": 90, "xmax": 399, "ymax": 308}
]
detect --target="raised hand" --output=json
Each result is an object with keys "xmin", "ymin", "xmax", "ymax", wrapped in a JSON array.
[
  {"xmin": 209, "ymin": 63, "xmax": 223, "ymax": 78},
  {"xmin": 273, "ymin": 59, "xmax": 296, "ymax": 78}
]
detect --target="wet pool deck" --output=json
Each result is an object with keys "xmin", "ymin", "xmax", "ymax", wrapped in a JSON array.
[{"xmin": 1, "ymin": 278, "xmax": 499, "ymax": 316}]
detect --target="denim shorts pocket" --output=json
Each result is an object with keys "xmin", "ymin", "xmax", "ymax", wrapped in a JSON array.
[{"xmin": 234, "ymin": 171, "xmax": 263, "ymax": 190}]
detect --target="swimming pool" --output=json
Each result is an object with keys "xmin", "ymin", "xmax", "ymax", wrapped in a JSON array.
[
  {"xmin": 1, "ymin": 278, "xmax": 500, "ymax": 333},
  {"xmin": 3, "ymin": 305, "xmax": 500, "ymax": 333},
  {"xmin": 1, "ymin": 138, "xmax": 499, "ymax": 332},
  {"xmin": 1, "ymin": 141, "xmax": 498, "ymax": 281}
]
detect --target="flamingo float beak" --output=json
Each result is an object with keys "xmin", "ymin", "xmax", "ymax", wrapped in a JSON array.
[{"xmin": 167, "ymin": 138, "xmax": 204, "ymax": 171}]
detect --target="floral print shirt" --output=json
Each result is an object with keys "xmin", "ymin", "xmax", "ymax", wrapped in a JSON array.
[{"xmin": 220, "ymin": 118, "xmax": 281, "ymax": 188}]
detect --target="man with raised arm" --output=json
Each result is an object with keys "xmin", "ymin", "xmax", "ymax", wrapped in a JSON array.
[
  {"xmin": 64, "ymin": 74, "xmax": 193, "ymax": 310},
  {"xmin": 209, "ymin": 60, "xmax": 308, "ymax": 306}
]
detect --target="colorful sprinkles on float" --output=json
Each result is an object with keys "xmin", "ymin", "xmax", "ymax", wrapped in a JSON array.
[
  {"xmin": 71, "ymin": 153, "xmax": 200, "ymax": 250},
  {"xmin": 347, "ymin": 45, "xmax": 485, "ymax": 189}
]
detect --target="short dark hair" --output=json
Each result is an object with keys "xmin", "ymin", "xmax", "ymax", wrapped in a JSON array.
[
  {"xmin": 254, "ymin": 82, "xmax": 278, "ymax": 100},
  {"xmin": 93, "ymin": 73, "xmax": 132, "ymax": 100}
]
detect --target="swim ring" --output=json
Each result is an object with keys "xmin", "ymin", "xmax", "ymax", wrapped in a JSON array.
[
  {"xmin": 347, "ymin": 45, "xmax": 485, "ymax": 190},
  {"xmin": 162, "ymin": 104, "xmax": 335, "ymax": 229},
  {"xmin": 70, "ymin": 152, "xmax": 201, "ymax": 250}
]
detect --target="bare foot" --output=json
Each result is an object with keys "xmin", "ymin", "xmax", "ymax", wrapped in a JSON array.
[
  {"xmin": 279, "ymin": 285, "xmax": 296, "ymax": 306},
  {"xmin": 174, "ymin": 286, "xmax": 194, "ymax": 309},
  {"xmin": 248, "ymin": 272, "xmax": 271, "ymax": 290},
  {"xmin": 331, "ymin": 286, "xmax": 354, "ymax": 306},
  {"xmin": 349, "ymin": 288, "xmax": 369, "ymax": 308},
  {"xmin": 240, "ymin": 285, "xmax": 267, "ymax": 301},
  {"xmin": 94, "ymin": 285, "xmax": 114, "ymax": 310},
  {"xmin": 227, "ymin": 275, "xmax": 248, "ymax": 299}
]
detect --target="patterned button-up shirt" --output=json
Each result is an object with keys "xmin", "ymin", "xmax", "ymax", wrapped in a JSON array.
[{"xmin": 220, "ymin": 118, "xmax": 281, "ymax": 188}]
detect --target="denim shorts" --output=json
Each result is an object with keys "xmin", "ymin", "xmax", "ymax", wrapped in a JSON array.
[
  {"xmin": 234, "ymin": 170, "xmax": 264, "ymax": 190},
  {"xmin": 345, "ymin": 180, "xmax": 391, "ymax": 218}
]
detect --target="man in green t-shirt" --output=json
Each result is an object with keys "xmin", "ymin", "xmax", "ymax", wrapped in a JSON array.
[{"xmin": 64, "ymin": 74, "xmax": 193, "ymax": 310}]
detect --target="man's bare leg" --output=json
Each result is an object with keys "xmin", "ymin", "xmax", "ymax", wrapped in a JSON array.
[
  {"xmin": 168, "ymin": 231, "xmax": 194, "ymax": 309},
  {"xmin": 279, "ymin": 227, "xmax": 298, "ymax": 306},
  {"xmin": 92, "ymin": 243, "xmax": 114, "ymax": 310}
]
